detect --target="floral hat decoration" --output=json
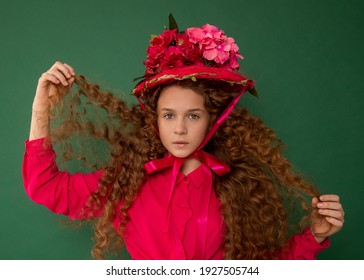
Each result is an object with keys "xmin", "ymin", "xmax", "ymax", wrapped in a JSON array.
[{"xmin": 133, "ymin": 14, "xmax": 257, "ymax": 99}]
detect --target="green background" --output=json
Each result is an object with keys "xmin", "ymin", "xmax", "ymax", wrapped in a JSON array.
[{"xmin": 0, "ymin": 0, "xmax": 362, "ymax": 259}]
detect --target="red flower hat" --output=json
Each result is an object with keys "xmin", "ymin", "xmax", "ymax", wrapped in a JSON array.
[
  {"xmin": 137, "ymin": 16, "xmax": 258, "ymax": 198},
  {"xmin": 133, "ymin": 15, "xmax": 257, "ymax": 99}
]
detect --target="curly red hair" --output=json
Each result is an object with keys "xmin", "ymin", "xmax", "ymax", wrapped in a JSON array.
[{"xmin": 48, "ymin": 76, "xmax": 320, "ymax": 259}]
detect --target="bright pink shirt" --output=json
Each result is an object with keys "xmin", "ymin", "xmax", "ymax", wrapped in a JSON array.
[{"xmin": 22, "ymin": 138, "xmax": 329, "ymax": 259}]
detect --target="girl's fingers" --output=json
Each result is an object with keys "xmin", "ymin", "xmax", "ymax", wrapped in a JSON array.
[
  {"xmin": 47, "ymin": 68, "xmax": 69, "ymax": 86},
  {"xmin": 56, "ymin": 61, "xmax": 76, "ymax": 78},
  {"xmin": 63, "ymin": 63, "xmax": 76, "ymax": 76},
  {"xmin": 325, "ymin": 216, "xmax": 344, "ymax": 227},
  {"xmin": 39, "ymin": 72, "xmax": 61, "ymax": 85},
  {"xmin": 319, "ymin": 194, "xmax": 340, "ymax": 202},
  {"xmin": 44, "ymin": 61, "xmax": 76, "ymax": 87},
  {"xmin": 316, "ymin": 195, "xmax": 343, "ymax": 212},
  {"xmin": 317, "ymin": 201, "xmax": 343, "ymax": 211},
  {"xmin": 318, "ymin": 208, "xmax": 344, "ymax": 220},
  {"xmin": 49, "ymin": 61, "xmax": 76, "ymax": 85},
  {"xmin": 311, "ymin": 196, "xmax": 320, "ymax": 207}
]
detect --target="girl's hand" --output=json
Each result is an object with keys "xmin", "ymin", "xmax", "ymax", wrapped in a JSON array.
[
  {"xmin": 310, "ymin": 194, "xmax": 345, "ymax": 243},
  {"xmin": 33, "ymin": 61, "xmax": 76, "ymax": 111},
  {"xmin": 29, "ymin": 62, "xmax": 76, "ymax": 140}
]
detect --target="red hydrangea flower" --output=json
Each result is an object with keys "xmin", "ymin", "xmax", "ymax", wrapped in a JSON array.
[{"xmin": 143, "ymin": 24, "xmax": 243, "ymax": 75}]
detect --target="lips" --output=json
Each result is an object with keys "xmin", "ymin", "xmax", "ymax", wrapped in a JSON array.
[
  {"xmin": 173, "ymin": 141, "xmax": 188, "ymax": 144},
  {"xmin": 173, "ymin": 141, "xmax": 188, "ymax": 148}
]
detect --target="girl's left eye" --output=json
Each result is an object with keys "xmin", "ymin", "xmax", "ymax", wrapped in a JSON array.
[{"xmin": 188, "ymin": 114, "xmax": 200, "ymax": 119}]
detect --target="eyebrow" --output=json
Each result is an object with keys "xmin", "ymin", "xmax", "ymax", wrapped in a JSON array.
[{"xmin": 159, "ymin": 108, "xmax": 204, "ymax": 112}]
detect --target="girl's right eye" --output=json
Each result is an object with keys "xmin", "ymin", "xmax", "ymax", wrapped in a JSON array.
[{"xmin": 163, "ymin": 113, "xmax": 174, "ymax": 119}]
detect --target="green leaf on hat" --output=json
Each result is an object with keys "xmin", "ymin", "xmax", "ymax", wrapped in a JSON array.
[
  {"xmin": 168, "ymin": 13, "xmax": 179, "ymax": 32},
  {"xmin": 249, "ymin": 87, "xmax": 259, "ymax": 98}
]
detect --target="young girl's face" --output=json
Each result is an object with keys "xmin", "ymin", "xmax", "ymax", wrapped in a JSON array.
[{"xmin": 157, "ymin": 85, "xmax": 210, "ymax": 158}]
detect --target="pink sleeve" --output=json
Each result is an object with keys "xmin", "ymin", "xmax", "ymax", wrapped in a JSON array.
[
  {"xmin": 277, "ymin": 227, "xmax": 330, "ymax": 259},
  {"xmin": 22, "ymin": 138, "xmax": 104, "ymax": 220}
]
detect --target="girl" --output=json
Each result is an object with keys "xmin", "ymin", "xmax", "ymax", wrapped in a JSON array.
[{"xmin": 23, "ymin": 19, "xmax": 344, "ymax": 260}]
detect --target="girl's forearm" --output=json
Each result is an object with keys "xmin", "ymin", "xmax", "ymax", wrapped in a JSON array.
[{"xmin": 29, "ymin": 104, "xmax": 50, "ymax": 140}]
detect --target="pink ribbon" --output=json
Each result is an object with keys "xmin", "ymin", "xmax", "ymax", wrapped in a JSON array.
[{"xmin": 144, "ymin": 150, "xmax": 230, "ymax": 176}]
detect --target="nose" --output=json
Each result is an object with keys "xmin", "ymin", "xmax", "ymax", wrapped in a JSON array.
[{"xmin": 174, "ymin": 119, "xmax": 187, "ymax": 135}]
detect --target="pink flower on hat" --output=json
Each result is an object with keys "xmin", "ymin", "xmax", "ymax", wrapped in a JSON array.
[{"xmin": 186, "ymin": 24, "xmax": 243, "ymax": 69}]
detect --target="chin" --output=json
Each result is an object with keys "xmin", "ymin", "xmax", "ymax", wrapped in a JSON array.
[{"xmin": 170, "ymin": 150, "xmax": 192, "ymax": 159}]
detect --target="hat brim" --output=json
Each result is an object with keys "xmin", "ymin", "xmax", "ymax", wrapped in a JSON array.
[{"xmin": 133, "ymin": 65, "xmax": 255, "ymax": 98}]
